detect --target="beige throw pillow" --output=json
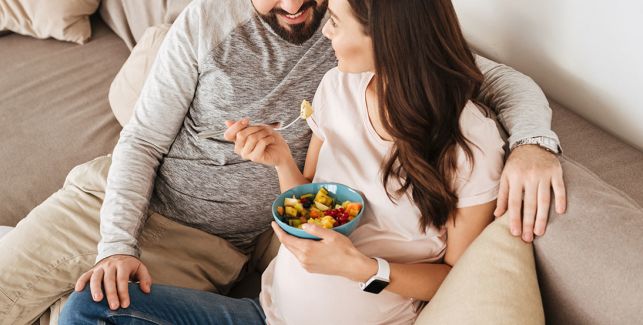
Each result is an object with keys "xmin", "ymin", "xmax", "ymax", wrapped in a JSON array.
[
  {"xmin": 109, "ymin": 24, "xmax": 170, "ymax": 126},
  {"xmin": 0, "ymin": 0, "xmax": 100, "ymax": 44},
  {"xmin": 414, "ymin": 214, "xmax": 544, "ymax": 325}
]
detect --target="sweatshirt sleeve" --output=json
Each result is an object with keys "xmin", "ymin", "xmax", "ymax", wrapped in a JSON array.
[
  {"xmin": 475, "ymin": 54, "xmax": 561, "ymax": 151},
  {"xmin": 96, "ymin": 2, "xmax": 204, "ymax": 263}
]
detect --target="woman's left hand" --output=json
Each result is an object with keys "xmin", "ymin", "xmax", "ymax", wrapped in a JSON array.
[{"xmin": 271, "ymin": 222, "xmax": 376, "ymax": 282}]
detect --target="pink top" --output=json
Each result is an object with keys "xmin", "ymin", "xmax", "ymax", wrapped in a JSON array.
[{"xmin": 260, "ymin": 68, "xmax": 505, "ymax": 325}]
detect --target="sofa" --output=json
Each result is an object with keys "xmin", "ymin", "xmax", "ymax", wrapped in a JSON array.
[{"xmin": 1, "ymin": 2, "xmax": 642, "ymax": 325}]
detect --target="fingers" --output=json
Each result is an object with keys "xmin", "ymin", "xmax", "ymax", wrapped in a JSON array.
[
  {"xmin": 135, "ymin": 262, "xmax": 153, "ymax": 294},
  {"xmin": 494, "ymin": 174, "xmax": 509, "ymax": 217},
  {"xmin": 75, "ymin": 270, "xmax": 92, "ymax": 292},
  {"xmin": 89, "ymin": 268, "xmax": 104, "ymax": 302},
  {"xmin": 552, "ymin": 170, "xmax": 567, "ymax": 214},
  {"xmin": 103, "ymin": 267, "xmax": 120, "ymax": 310},
  {"xmin": 116, "ymin": 265, "xmax": 131, "ymax": 308},
  {"xmin": 271, "ymin": 222, "xmax": 306, "ymax": 256},
  {"xmin": 534, "ymin": 180, "xmax": 551, "ymax": 237},
  {"xmin": 247, "ymin": 135, "xmax": 275, "ymax": 161},
  {"xmin": 234, "ymin": 126, "xmax": 268, "ymax": 156},
  {"xmin": 508, "ymin": 180, "xmax": 523, "ymax": 237},
  {"xmin": 301, "ymin": 223, "xmax": 335, "ymax": 240},
  {"xmin": 240, "ymin": 129, "xmax": 272, "ymax": 158},
  {"xmin": 223, "ymin": 118, "xmax": 248, "ymax": 141},
  {"xmin": 521, "ymin": 183, "xmax": 538, "ymax": 242}
]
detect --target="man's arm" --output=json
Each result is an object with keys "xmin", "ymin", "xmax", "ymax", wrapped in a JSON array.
[
  {"xmin": 475, "ymin": 54, "xmax": 560, "ymax": 149},
  {"xmin": 97, "ymin": 3, "xmax": 203, "ymax": 263},
  {"xmin": 73, "ymin": 1, "xmax": 208, "ymax": 311},
  {"xmin": 475, "ymin": 55, "xmax": 567, "ymax": 242}
]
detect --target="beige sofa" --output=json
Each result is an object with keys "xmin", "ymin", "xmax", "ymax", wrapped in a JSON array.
[{"xmin": 1, "ymin": 6, "xmax": 642, "ymax": 325}]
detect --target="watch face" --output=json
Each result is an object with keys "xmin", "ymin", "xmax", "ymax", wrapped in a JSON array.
[{"xmin": 364, "ymin": 279, "xmax": 389, "ymax": 294}]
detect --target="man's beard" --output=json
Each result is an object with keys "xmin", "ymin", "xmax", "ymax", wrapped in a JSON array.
[{"xmin": 259, "ymin": 1, "xmax": 328, "ymax": 45}]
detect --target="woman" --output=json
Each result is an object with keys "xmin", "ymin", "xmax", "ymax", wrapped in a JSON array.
[{"xmin": 60, "ymin": 0, "xmax": 504, "ymax": 323}]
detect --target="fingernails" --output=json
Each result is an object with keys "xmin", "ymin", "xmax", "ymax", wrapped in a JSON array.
[
  {"xmin": 511, "ymin": 228, "xmax": 520, "ymax": 236},
  {"xmin": 93, "ymin": 293, "xmax": 100, "ymax": 300},
  {"xmin": 241, "ymin": 118, "xmax": 248, "ymax": 125},
  {"xmin": 524, "ymin": 233, "xmax": 533, "ymax": 241},
  {"xmin": 110, "ymin": 303, "xmax": 118, "ymax": 310}
]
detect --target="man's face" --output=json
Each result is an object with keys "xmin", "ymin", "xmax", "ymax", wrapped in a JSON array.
[{"xmin": 252, "ymin": 0, "xmax": 328, "ymax": 45}]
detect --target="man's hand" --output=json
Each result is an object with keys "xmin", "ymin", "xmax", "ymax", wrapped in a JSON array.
[
  {"xmin": 494, "ymin": 145, "xmax": 566, "ymax": 242},
  {"xmin": 74, "ymin": 255, "xmax": 152, "ymax": 310}
]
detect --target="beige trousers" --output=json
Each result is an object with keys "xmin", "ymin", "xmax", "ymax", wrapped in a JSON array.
[{"xmin": 0, "ymin": 155, "xmax": 250, "ymax": 325}]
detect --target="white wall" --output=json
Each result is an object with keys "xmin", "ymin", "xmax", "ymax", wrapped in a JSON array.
[{"xmin": 453, "ymin": 0, "xmax": 643, "ymax": 150}]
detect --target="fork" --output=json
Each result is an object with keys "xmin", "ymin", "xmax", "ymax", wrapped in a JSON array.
[{"xmin": 197, "ymin": 100, "xmax": 313, "ymax": 140}]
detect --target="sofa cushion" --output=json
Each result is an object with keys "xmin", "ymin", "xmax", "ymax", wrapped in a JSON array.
[
  {"xmin": 0, "ymin": 0, "xmax": 100, "ymax": 44},
  {"xmin": 0, "ymin": 17, "xmax": 129, "ymax": 226},
  {"xmin": 414, "ymin": 215, "xmax": 544, "ymax": 325},
  {"xmin": 534, "ymin": 156, "xmax": 643, "ymax": 324},
  {"xmin": 99, "ymin": 0, "xmax": 191, "ymax": 49},
  {"xmin": 109, "ymin": 24, "xmax": 170, "ymax": 126}
]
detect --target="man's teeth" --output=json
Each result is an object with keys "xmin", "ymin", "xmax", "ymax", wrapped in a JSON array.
[{"xmin": 285, "ymin": 11, "xmax": 304, "ymax": 19}]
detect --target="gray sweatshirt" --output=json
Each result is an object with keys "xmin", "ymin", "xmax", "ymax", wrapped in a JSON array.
[{"xmin": 97, "ymin": 0, "xmax": 560, "ymax": 262}]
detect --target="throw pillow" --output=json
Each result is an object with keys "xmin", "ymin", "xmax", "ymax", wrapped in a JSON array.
[
  {"xmin": 414, "ymin": 214, "xmax": 545, "ymax": 325},
  {"xmin": 0, "ymin": 0, "xmax": 100, "ymax": 44},
  {"xmin": 109, "ymin": 24, "xmax": 170, "ymax": 126}
]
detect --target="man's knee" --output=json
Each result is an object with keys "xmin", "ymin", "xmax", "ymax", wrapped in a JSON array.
[
  {"xmin": 63, "ymin": 155, "xmax": 112, "ymax": 196},
  {"xmin": 59, "ymin": 287, "xmax": 106, "ymax": 323}
]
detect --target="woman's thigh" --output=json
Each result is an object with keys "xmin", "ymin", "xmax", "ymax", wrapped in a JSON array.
[{"xmin": 60, "ymin": 283, "xmax": 265, "ymax": 325}]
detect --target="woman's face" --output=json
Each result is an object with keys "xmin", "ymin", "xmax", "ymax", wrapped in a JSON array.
[{"xmin": 322, "ymin": 0, "xmax": 374, "ymax": 73}]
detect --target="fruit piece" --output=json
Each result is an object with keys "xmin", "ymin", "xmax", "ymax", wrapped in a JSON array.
[
  {"xmin": 320, "ymin": 216, "xmax": 336, "ymax": 229},
  {"xmin": 346, "ymin": 203, "xmax": 362, "ymax": 217},
  {"xmin": 314, "ymin": 201, "xmax": 330, "ymax": 211},
  {"xmin": 301, "ymin": 193, "xmax": 314, "ymax": 200},
  {"xmin": 341, "ymin": 201, "xmax": 350, "ymax": 209},
  {"xmin": 314, "ymin": 188, "xmax": 334, "ymax": 207},
  {"xmin": 309, "ymin": 208, "xmax": 322, "ymax": 218},
  {"xmin": 277, "ymin": 206, "xmax": 284, "ymax": 216},
  {"xmin": 288, "ymin": 219, "xmax": 302, "ymax": 228},
  {"xmin": 294, "ymin": 203, "xmax": 305, "ymax": 213},
  {"xmin": 300, "ymin": 100, "xmax": 314, "ymax": 119},
  {"xmin": 285, "ymin": 206, "xmax": 298, "ymax": 218},
  {"xmin": 284, "ymin": 197, "xmax": 299, "ymax": 207}
]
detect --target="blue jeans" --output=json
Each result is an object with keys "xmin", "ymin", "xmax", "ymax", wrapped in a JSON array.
[{"xmin": 59, "ymin": 283, "xmax": 266, "ymax": 325}]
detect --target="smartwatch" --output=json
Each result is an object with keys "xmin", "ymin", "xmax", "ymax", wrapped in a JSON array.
[{"xmin": 359, "ymin": 257, "xmax": 390, "ymax": 294}]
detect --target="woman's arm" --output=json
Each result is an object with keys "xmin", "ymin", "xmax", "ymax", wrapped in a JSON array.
[
  {"xmin": 273, "ymin": 201, "xmax": 496, "ymax": 301},
  {"xmin": 275, "ymin": 134, "xmax": 324, "ymax": 192}
]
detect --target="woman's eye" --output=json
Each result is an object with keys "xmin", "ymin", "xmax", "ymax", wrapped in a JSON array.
[{"xmin": 330, "ymin": 18, "xmax": 337, "ymax": 27}]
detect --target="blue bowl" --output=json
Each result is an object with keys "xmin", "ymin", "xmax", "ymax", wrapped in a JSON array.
[{"xmin": 272, "ymin": 182, "xmax": 366, "ymax": 240}]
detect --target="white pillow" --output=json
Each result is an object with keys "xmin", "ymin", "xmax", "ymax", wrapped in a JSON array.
[{"xmin": 0, "ymin": 0, "xmax": 100, "ymax": 44}]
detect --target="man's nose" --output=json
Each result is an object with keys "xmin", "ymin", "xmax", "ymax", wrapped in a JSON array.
[{"xmin": 280, "ymin": 0, "xmax": 306, "ymax": 14}]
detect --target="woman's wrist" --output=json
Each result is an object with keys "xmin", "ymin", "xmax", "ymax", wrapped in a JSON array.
[
  {"xmin": 274, "ymin": 155, "xmax": 297, "ymax": 173},
  {"xmin": 344, "ymin": 250, "xmax": 378, "ymax": 283}
]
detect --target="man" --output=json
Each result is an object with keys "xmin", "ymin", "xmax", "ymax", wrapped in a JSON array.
[{"xmin": 0, "ymin": 0, "xmax": 565, "ymax": 323}]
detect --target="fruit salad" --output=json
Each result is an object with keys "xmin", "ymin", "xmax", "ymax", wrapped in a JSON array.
[{"xmin": 277, "ymin": 187, "xmax": 362, "ymax": 229}]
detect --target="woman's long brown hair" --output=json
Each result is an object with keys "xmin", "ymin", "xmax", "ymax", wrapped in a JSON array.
[{"xmin": 347, "ymin": 0, "xmax": 484, "ymax": 230}]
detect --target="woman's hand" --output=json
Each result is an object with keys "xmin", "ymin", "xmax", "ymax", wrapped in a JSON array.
[
  {"xmin": 224, "ymin": 119, "xmax": 292, "ymax": 167},
  {"xmin": 271, "ymin": 222, "xmax": 377, "ymax": 282}
]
